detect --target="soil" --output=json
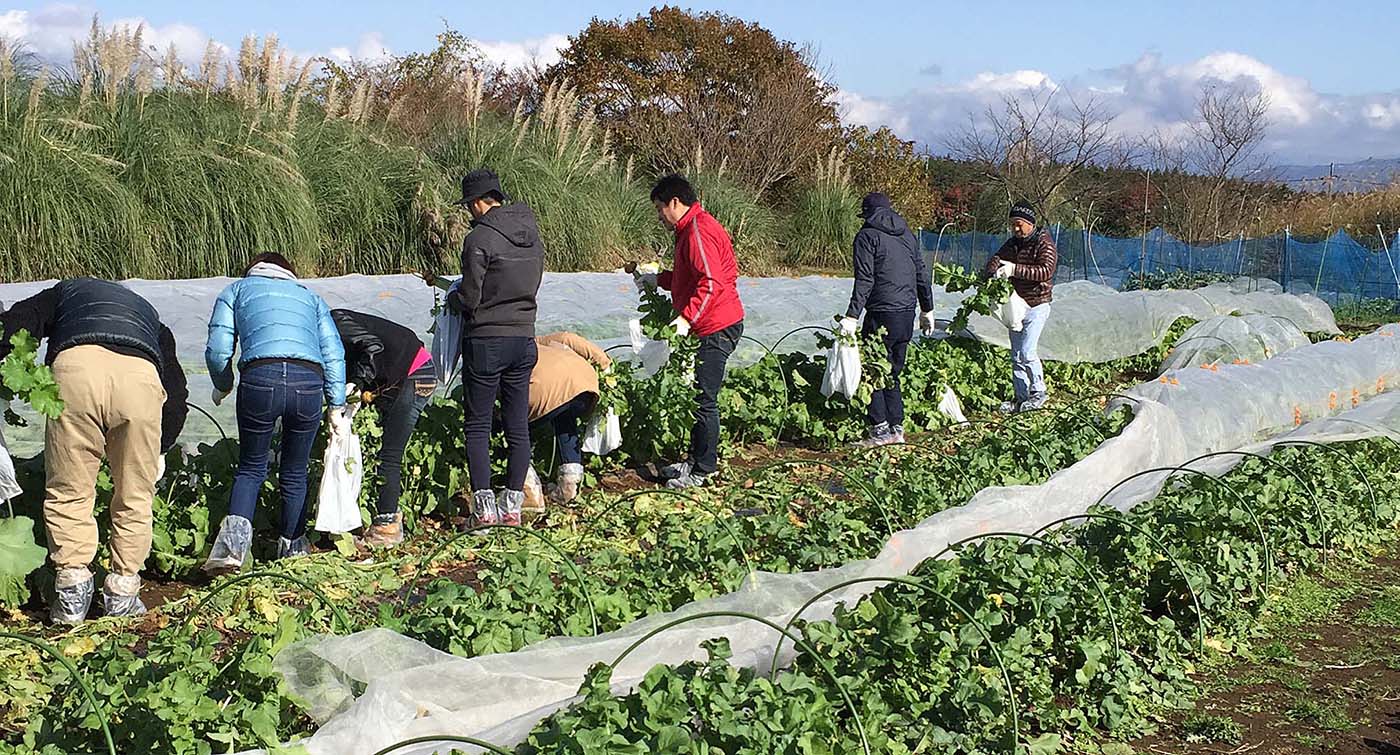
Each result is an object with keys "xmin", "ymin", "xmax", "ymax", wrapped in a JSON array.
[{"xmin": 1128, "ymin": 551, "xmax": 1400, "ymax": 755}]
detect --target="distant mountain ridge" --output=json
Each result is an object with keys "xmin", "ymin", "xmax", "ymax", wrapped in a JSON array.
[{"xmin": 1269, "ymin": 157, "xmax": 1400, "ymax": 192}]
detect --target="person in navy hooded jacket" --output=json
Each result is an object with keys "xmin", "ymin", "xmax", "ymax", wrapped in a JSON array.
[{"xmin": 203, "ymin": 253, "xmax": 346, "ymax": 571}]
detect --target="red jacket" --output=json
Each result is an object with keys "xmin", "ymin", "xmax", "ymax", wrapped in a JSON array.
[{"xmin": 656, "ymin": 203, "xmax": 744, "ymax": 336}]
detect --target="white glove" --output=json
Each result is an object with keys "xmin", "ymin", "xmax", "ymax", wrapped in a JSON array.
[
  {"xmin": 995, "ymin": 261, "xmax": 1016, "ymax": 279},
  {"xmin": 155, "ymin": 454, "xmax": 166, "ymax": 482},
  {"xmin": 633, "ymin": 272, "xmax": 659, "ymax": 292},
  {"xmin": 211, "ymin": 387, "xmax": 231, "ymax": 406},
  {"xmin": 344, "ymin": 383, "xmax": 358, "ymax": 402},
  {"xmin": 670, "ymin": 317, "xmax": 691, "ymax": 338},
  {"xmin": 328, "ymin": 406, "xmax": 351, "ymax": 439},
  {"xmin": 838, "ymin": 317, "xmax": 859, "ymax": 337},
  {"xmin": 919, "ymin": 311, "xmax": 937, "ymax": 336}
]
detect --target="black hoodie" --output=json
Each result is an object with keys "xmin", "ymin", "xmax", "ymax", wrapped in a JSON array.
[
  {"xmin": 453, "ymin": 202, "xmax": 546, "ymax": 338},
  {"xmin": 845, "ymin": 206, "xmax": 934, "ymax": 319}
]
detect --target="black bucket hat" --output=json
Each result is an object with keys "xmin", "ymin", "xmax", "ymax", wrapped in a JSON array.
[{"xmin": 455, "ymin": 168, "xmax": 509, "ymax": 206}]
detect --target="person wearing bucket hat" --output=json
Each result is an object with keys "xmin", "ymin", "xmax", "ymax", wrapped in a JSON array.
[
  {"xmin": 841, "ymin": 191, "xmax": 934, "ymax": 447},
  {"xmin": 447, "ymin": 167, "xmax": 545, "ymax": 528},
  {"xmin": 985, "ymin": 201, "xmax": 1058, "ymax": 413}
]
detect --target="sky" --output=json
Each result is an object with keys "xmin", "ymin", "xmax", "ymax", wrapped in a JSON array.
[{"xmin": 3, "ymin": 0, "xmax": 1399, "ymax": 165}]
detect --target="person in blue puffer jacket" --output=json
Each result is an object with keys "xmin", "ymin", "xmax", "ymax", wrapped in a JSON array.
[{"xmin": 202, "ymin": 253, "xmax": 347, "ymax": 571}]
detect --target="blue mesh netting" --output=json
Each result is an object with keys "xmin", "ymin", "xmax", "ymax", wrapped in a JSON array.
[{"xmin": 922, "ymin": 227, "xmax": 1400, "ymax": 310}]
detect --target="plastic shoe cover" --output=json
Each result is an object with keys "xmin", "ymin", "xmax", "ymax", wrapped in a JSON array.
[
  {"xmin": 277, "ymin": 535, "xmax": 310, "ymax": 559},
  {"xmin": 551, "ymin": 463, "xmax": 584, "ymax": 503},
  {"xmin": 1018, "ymin": 394, "xmax": 1049, "ymax": 412},
  {"xmin": 472, "ymin": 490, "xmax": 500, "ymax": 528},
  {"xmin": 361, "ymin": 513, "xmax": 404, "ymax": 549},
  {"xmin": 522, "ymin": 466, "xmax": 546, "ymax": 514},
  {"xmin": 658, "ymin": 459, "xmax": 692, "ymax": 480},
  {"xmin": 51, "ymin": 567, "xmax": 93, "ymax": 625},
  {"xmin": 501, "ymin": 490, "xmax": 525, "ymax": 527},
  {"xmin": 665, "ymin": 469, "xmax": 713, "ymax": 490},
  {"xmin": 887, "ymin": 427, "xmax": 906, "ymax": 445},
  {"xmin": 998, "ymin": 400, "xmax": 1020, "ymax": 415},
  {"xmin": 854, "ymin": 423, "xmax": 892, "ymax": 448},
  {"xmin": 203, "ymin": 515, "xmax": 252, "ymax": 574},
  {"xmin": 102, "ymin": 573, "xmax": 147, "ymax": 618}
]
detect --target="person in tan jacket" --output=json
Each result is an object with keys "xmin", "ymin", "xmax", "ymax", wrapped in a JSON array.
[{"xmin": 528, "ymin": 332, "xmax": 611, "ymax": 503}]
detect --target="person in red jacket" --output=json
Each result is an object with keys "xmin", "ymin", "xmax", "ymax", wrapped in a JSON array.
[{"xmin": 641, "ymin": 174, "xmax": 745, "ymax": 489}]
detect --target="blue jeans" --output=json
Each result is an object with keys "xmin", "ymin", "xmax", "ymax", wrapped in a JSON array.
[
  {"xmin": 229, "ymin": 361, "xmax": 324, "ymax": 539},
  {"xmin": 533, "ymin": 392, "xmax": 595, "ymax": 466},
  {"xmin": 372, "ymin": 364, "xmax": 436, "ymax": 519},
  {"xmin": 1010, "ymin": 303, "xmax": 1051, "ymax": 402},
  {"xmin": 862, "ymin": 309, "xmax": 913, "ymax": 429},
  {"xmin": 463, "ymin": 337, "xmax": 536, "ymax": 492}
]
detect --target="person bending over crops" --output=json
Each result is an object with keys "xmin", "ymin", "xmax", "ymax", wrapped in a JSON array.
[
  {"xmin": 203, "ymin": 253, "xmax": 347, "ymax": 571},
  {"xmin": 984, "ymin": 203, "xmax": 1058, "ymax": 413},
  {"xmin": 447, "ymin": 168, "xmax": 545, "ymax": 528},
  {"xmin": 639, "ymin": 174, "xmax": 746, "ymax": 490},
  {"xmin": 331, "ymin": 309, "xmax": 436, "ymax": 547},
  {"xmin": 526, "ymin": 331, "xmax": 612, "ymax": 508},
  {"xmin": 0, "ymin": 279, "xmax": 188, "ymax": 624},
  {"xmin": 839, "ymin": 192, "xmax": 937, "ymax": 447}
]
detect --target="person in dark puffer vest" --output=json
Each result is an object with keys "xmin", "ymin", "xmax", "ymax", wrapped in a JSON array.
[
  {"xmin": 984, "ymin": 202, "xmax": 1059, "ymax": 413},
  {"xmin": 0, "ymin": 278, "xmax": 188, "ymax": 624}
]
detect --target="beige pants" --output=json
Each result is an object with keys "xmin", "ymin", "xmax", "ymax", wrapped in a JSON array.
[{"xmin": 44, "ymin": 345, "xmax": 165, "ymax": 576}]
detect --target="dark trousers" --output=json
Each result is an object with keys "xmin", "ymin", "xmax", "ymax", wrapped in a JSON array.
[
  {"xmin": 372, "ymin": 363, "xmax": 437, "ymax": 519},
  {"xmin": 230, "ymin": 361, "xmax": 324, "ymax": 539},
  {"xmin": 533, "ymin": 392, "xmax": 595, "ymax": 466},
  {"xmin": 691, "ymin": 321, "xmax": 743, "ymax": 474},
  {"xmin": 463, "ymin": 336, "xmax": 536, "ymax": 492},
  {"xmin": 863, "ymin": 309, "xmax": 913, "ymax": 430}
]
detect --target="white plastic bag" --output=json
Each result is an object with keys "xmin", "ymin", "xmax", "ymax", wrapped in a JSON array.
[
  {"xmin": 431, "ymin": 282, "xmax": 464, "ymax": 384},
  {"xmin": 581, "ymin": 408, "xmax": 623, "ymax": 456},
  {"xmin": 936, "ymin": 385, "xmax": 968, "ymax": 424},
  {"xmin": 999, "ymin": 291, "xmax": 1030, "ymax": 332},
  {"xmin": 628, "ymin": 319, "xmax": 671, "ymax": 378},
  {"xmin": 0, "ymin": 420, "xmax": 21, "ymax": 503},
  {"xmin": 315, "ymin": 430, "xmax": 364, "ymax": 534},
  {"xmin": 820, "ymin": 337, "xmax": 862, "ymax": 399}
]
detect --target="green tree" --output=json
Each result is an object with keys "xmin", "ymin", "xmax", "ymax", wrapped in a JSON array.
[
  {"xmin": 844, "ymin": 126, "xmax": 937, "ymax": 228},
  {"xmin": 547, "ymin": 6, "xmax": 839, "ymax": 196}
]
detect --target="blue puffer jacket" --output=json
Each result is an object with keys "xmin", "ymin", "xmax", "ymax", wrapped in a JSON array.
[{"xmin": 205, "ymin": 274, "xmax": 347, "ymax": 406}]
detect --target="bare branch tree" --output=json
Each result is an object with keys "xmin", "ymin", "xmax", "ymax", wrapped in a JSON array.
[
  {"xmin": 1143, "ymin": 82, "xmax": 1272, "ymax": 241},
  {"xmin": 953, "ymin": 89, "xmax": 1119, "ymax": 220}
]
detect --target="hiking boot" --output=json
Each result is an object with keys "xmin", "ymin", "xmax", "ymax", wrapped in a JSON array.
[
  {"xmin": 471, "ymin": 489, "xmax": 501, "ymax": 528},
  {"xmin": 361, "ymin": 513, "xmax": 404, "ymax": 549},
  {"xmin": 203, "ymin": 515, "xmax": 253, "ymax": 575},
  {"xmin": 658, "ymin": 459, "xmax": 693, "ymax": 480},
  {"xmin": 854, "ymin": 422, "xmax": 892, "ymax": 448},
  {"xmin": 550, "ymin": 462, "xmax": 584, "ymax": 504},
  {"xmin": 1018, "ymin": 394, "xmax": 1049, "ymax": 412},
  {"xmin": 500, "ymin": 489, "xmax": 525, "ymax": 527},
  {"xmin": 51, "ymin": 567, "xmax": 93, "ymax": 626},
  {"xmin": 277, "ymin": 535, "xmax": 310, "ymax": 560},
  {"xmin": 666, "ymin": 468, "xmax": 714, "ymax": 490},
  {"xmin": 101, "ymin": 573, "xmax": 146, "ymax": 619}
]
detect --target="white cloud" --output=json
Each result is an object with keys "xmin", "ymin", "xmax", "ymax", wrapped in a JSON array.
[
  {"xmin": 836, "ymin": 51, "xmax": 1400, "ymax": 164},
  {"xmin": 472, "ymin": 33, "xmax": 568, "ymax": 71},
  {"xmin": 328, "ymin": 32, "xmax": 391, "ymax": 66}
]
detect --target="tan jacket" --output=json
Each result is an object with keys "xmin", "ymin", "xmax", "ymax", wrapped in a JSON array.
[{"xmin": 530, "ymin": 332, "xmax": 612, "ymax": 422}]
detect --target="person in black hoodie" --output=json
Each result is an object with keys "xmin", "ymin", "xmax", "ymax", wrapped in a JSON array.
[
  {"xmin": 331, "ymin": 309, "xmax": 437, "ymax": 547},
  {"xmin": 0, "ymin": 279, "xmax": 188, "ymax": 624},
  {"xmin": 839, "ymin": 193, "xmax": 936, "ymax": 447},
  {"xmin": 448, "ymin": 168, "xmax": 545, "ymax": 527}
]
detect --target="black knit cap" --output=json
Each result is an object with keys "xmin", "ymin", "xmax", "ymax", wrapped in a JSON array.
[
  {"xmin": 859, "ymin": 192, "xmax": 893, "ymax": 218},
  {"xmin": 455, "ymin": 168, "xmax": 509, "ymax": 206},
  {"xmin": 1009, "ymin": 202, "xmax": 1036, "ymax": 225}
]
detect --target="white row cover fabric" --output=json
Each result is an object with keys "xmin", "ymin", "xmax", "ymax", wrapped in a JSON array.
[
  {"xmin": 251, "ymin": 322, "xmax": 1400, "ymax": 755},
  {"xmin": 1158, "ymin": 314, "xmax": 1313, "ymax": 374},
  {"xmin": 0, "ymin": 274, "xmax": 1337, "ymax": 456}
]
